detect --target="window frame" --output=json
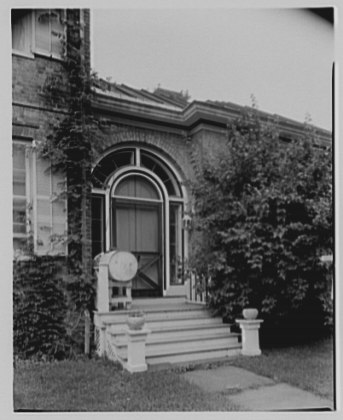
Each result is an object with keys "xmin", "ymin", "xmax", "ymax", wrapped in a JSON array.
[
  {"xmin": 91, "ymin": 146, "xmax": 189, "ymax": 291},
  {"xmin": 12, "ymin": 141, "xmax": 32, "ymax": 253},
  {"xmin": 32, "ymin": 149, "xmax": 68, "ymax": 256},
  {"xmin": 12, "ymin": 9, "xmax": 66, "ymax": 60},
  {"xmin": 11, "ymin": 10, "xmax": 35, "ymax": 58}
]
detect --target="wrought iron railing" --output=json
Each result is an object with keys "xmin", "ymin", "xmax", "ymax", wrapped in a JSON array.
[{"xmin": 185, "ymin": 272, "xmax": 211, "ymax": 304}]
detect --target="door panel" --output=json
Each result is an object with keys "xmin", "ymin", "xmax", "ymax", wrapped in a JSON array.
[
  {"xmin": 136, "ymin": 206, "xmax": 159, "ymax": 252},
  {"xmin": 116, "ymin": 205, "xmax": 136, "ymax": 251},
  {"xmin": 113, "ymin": 200, "xmax": 162, "ymax": 297}
]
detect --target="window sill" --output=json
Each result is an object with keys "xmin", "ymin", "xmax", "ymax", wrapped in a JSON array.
[
  {"xmin": 34, "ymin": 50, "xmax": 64, "ymax": 62},
  {"xmin": 12, "ymin": 49, "xmax": 64, "ymax": 62},
  {"xmin": 35, "ymin": 251, "xmax": 66, "ymax": 257},
  {"xmin": 12, "ymin": 50, "xmax": 34, "ymax": 60},
  {"xmin": 13, "ymin": 253, "xmax": 66, "ymax": 261},
  {"xmin": 13, "ymin": 233, "xmax": 28, "ymax": 239}
]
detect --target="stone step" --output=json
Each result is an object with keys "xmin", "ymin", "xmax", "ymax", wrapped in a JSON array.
[
  {"xmin": 150, "ymin": 333, "xmax": 239, "ymax": 351},
  {"xmin": 113, "ymin": 323, "xmax": 234, "ymax": 343},
  {"xmin": 99, "ymin": 303, "xmax": 242, "ymax": 368},
  {"xmin": 114, "ymin": 328, "xmax": 239, "ymax": 345},
  {"xmin": 132, "ymin": 296, "xmax": 187, "ymax": 307},
  {"xmin": 99, "ymin": 305, "xmax": 208, "ymax": 326},
  {"xmin": 145, "ymin": 343, "xmax": 241, "ymax": 365},
  {"xmin": 146, "ymin": 315, "xmax": 222, "ymax": 328},
  {"xmin": 146, "ymin": 349, "xmax": 238, "ymax": 365},
  {"xmin": 115, "ymin": 332, "xmax": 239, "ymax": 355},
  {"xmin": 108, "ymin": 315, "xmax": 222, "ymax": 334}
]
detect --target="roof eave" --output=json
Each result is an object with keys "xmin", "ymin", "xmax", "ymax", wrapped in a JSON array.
[{"xmin": 91, "ymin": 90, "xmax": 332, "ymax": 144}]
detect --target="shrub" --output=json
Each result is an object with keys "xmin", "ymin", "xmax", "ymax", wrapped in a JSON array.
[
  {"xmin": 13, "ymin": 256, "xmax": 71, "ymax": 359},
  {"xmin": 191, "ymin": 110, "xmax": 333, "ymax": 344}
]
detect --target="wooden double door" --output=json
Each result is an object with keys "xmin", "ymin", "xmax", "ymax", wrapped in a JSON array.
[{"xmin": 113, "ymin": 199, "xmax": 163, "ymax": 297}]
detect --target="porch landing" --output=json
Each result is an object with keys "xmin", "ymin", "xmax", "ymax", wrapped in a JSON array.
[
  {"xmin": 131, "ymin": 296, "xmax": 204, "ymax": 310},
  {"xmin": 94, "ymin": 296, "xmax": 242, "ymax": 368}
]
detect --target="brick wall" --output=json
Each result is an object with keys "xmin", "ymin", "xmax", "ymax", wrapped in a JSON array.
[
  {"xmin": 190, "ymin": 127, "xmax": 228, "ymax": 170},
  {"xmin": 82, "ymin": 9, "xmax": 91, "ymax": 72},
  {"xmin": 12, "ymin": 54, "xmax": 67, "ymax": 108}
]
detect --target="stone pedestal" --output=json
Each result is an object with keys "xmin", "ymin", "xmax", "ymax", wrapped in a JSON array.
[
  {"xmin": 236, "ymin": 319, "xmax": 263, "ymax": 356},
  {"xmin": 125, "ymin": 328, "xmax": 150, "ymax": 373},
  {"xmin": 96, "ymin": 263, "xmax": 110, "ymax": 312},
  {"xmin": 98, "ymin": 325, "xmax": 106, "ymax": 357}
]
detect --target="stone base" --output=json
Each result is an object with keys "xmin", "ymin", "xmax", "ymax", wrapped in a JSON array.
[
  {"xmin": 126, "ymin": 362, "xmax": 148, "ymax": 373},
  {"xmin": 125, "ymin": 327, "xmax": 150, "ymax": 373},
  {"xmin": 241, "ymin": 349, "xmax": 262, "ymax": 356}
]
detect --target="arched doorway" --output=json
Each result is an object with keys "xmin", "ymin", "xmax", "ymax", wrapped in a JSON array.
[
  {"xmin": 112, "ymin": 175, "xmax": 163, "ymax": 296},
  {"xmin": 91, "ymin": 146, "xmax": 188, "ymax": 297}
]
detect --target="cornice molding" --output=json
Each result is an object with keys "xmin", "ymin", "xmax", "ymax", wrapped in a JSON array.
[{"xmin": 91, "ymin": 91, "xmax": 331, "ymax": 145}]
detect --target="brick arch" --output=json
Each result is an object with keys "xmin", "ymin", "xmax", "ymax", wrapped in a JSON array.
[
  {"xmin": 92, "ymin": 142, "xmax": 187, "ymax": 198},
  {"xmin": 91, "ymin": 124, "xmax": 195, "ymax": 185}
]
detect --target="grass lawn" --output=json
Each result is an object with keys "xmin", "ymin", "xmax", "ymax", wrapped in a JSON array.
[
  {"xmin": 228, "ymin": 336, "xmax": 334, "ymax": 400},
  {"xmin": 13, "ymin": 336, "xmax": 334, "ymax": 411},
  {"xmin": 13, "ymin": 357, "xmax": 237, "ymax": 411}
]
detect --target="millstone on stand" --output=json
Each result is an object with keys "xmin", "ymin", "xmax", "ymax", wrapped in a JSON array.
[{"xmin": 94, "ymin": 250, "xmax": 138, "ymax": 311}]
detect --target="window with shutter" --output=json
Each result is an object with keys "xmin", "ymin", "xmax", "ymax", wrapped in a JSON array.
[
  {"xmin": 11, "ymin": 10, "xmax": 33, "ymax": 56},
  {"xmin": 13, "ymin": 143, "xmax": 30, "ymax": 253},
  {"xmin": 34, "ymin": 154, "xmax": 67, "ymax": 255},
  {"xmin": 12, "ymin": 9, "xmax": 65, "ymax": 58}
]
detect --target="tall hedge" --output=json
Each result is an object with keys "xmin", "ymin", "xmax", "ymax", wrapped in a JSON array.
[{"xmin": 191, "ymin": 111, "xmax": 333, "ymax": 344}]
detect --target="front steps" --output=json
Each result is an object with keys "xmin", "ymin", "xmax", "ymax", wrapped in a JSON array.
[{"xmin": 94, "ymin": 298, "xmax": 241, "ymax": 367}]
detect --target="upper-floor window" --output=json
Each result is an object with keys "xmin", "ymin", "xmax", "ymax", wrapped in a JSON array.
[
  {"xmin": 11, "ymin": 10, "xmax": 33, "ymax": 55},
  {"xmin": 12, "ymin": 9, "xmax": 65, "ymax": 58}
]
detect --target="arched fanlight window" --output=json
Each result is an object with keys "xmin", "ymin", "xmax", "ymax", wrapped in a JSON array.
[
  {"xmin": 114, "ymin": 175, "xmax": 160, "ymax": 200},
  {"xmin": 140, "ymin": 151, "xmax": 181, "ymax": 197},
  {"xmin": 91, "ymin": 147, "xmax": 181, "ymax": 198},
  {"xmin": 92, "ymin": 148, "xmax": 135, "ymax": 189}
]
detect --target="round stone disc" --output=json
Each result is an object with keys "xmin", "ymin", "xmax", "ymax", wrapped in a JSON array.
[{"xmin": 108, "ymin": 251, "xmax": 138, "ymax": 281}]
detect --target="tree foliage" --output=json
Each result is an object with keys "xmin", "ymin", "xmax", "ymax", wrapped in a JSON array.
[{"xmin": 191, "ymin": 110, "xmax": 333, "ymax": 342}]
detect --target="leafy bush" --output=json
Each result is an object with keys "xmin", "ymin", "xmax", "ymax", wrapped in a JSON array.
[
  {"xmin": 13, "ymin": 256, "xmax": 70, "ymax": 359},
  {"xmin": 191, "ymin": 111, "xmax": 333, "ymax": 343}
]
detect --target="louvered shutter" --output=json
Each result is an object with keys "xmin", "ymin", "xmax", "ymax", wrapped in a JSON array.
[
  {"xmin": 35, "ymin": 9, "xmax": 64, "ymax": 57},
  {"xmin": 34, "ymin": 154, "xmax": 67, "ymax": 255},
  {"xmin": 35, "ymin": 10, "xmax": 51, "ymax": 53}
]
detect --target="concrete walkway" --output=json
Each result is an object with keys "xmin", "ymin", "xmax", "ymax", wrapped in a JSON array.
[{"xmin": 182, "ymin": 365, "xmax": 334, "ymax": 411}]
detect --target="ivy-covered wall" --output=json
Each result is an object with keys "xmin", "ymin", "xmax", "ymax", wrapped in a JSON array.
[{"xmin": 12, "ymin": 9, "xmax": 93, "ymax": 358}]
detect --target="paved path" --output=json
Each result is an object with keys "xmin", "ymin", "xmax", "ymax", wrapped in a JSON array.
[{"xmin": 182, "ymin": 366, "xmax": 334, "ymax": 411}]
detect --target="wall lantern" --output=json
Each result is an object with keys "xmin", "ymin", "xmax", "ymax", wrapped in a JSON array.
[
  {"xmin": 319, "ymin": 254, "xmax": 333, "ymax": 300},
  {"xmin": 319, "ymin": 255, "xmax": 333, "ymax": 264},
  {"xmin": 182, "ymin": 213, "xmax": 192, "ymax": 231}
]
